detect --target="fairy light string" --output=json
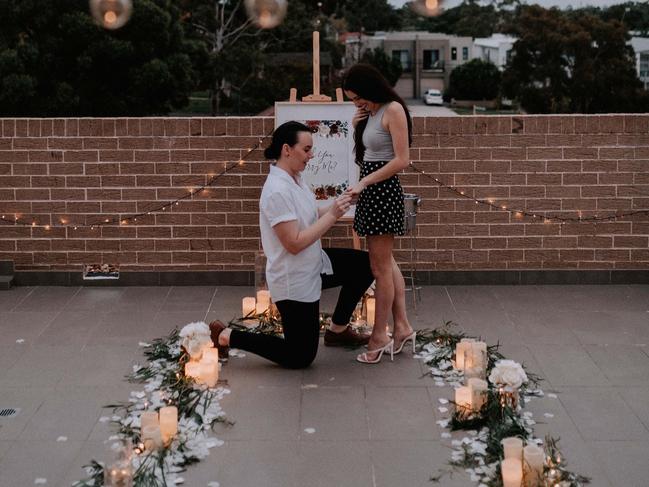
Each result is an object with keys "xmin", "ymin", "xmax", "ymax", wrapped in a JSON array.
[
  {"xmin": 409, "ymin": 162, "xmax": 649, "ymax": 223},
  {"xmin": 0, "ymin": 131, "xmax": 273, "ymax": 230},
  {"xmin": 2, "ymin": 132, "xmax": 647, "ymax": 228}
]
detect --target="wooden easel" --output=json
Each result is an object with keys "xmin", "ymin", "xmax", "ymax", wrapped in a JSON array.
[{"xmin": 287, "ymin": 31, "xmax": 360, "ymax": 250}]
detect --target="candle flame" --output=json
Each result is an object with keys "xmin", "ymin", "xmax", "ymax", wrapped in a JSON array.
[
  {"xmin": 104, "ymin": 10, "xmax": 118, "ymax": 25},
  {"xmin": 426, "ymin": 0, "xmax": 438, "ymax": 10}
]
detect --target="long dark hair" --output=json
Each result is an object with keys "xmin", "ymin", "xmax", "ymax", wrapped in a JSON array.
[
  {"xmin": 342, "ymin": 63, "xmax": 413, "ymax": 164},
  {"xmin": 264, "ymin": 121, "xmax": 311, "ymax": 160}
]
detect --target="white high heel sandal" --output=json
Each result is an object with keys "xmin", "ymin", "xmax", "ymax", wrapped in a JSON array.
[
  {"xmin": 393, "ymin": 331, "xmax": 417, "ymax": 355},
  {"xmin": 356, "ymin": 339, "xmax": 394, "ymax": 364}
]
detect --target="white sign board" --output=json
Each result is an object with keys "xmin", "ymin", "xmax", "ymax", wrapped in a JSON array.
[{"xmin": 275, "ymin": 102, "xmax": 358, "ymax": 215}]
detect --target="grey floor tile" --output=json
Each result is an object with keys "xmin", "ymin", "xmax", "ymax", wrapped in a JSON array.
[
  {"xmin": 300, "ymin": 386, "xmax": 368, "ymax": 440},
  {"xmin": 0, "ymin": 441, "xmax": 12, "ymax": 463},
  {"xmin": 544, "ymin": 434, "xmax": 612, "ymax": 487},
  {"xmin": 64, "ymin": 287, "xmax": 125, "ymax": 311},
  {"xmin": 223, "ymin": 352, "xmax": 305, "ymax": 388},
  {"xmin": 0, "ymin": 345, "xmax": 28, "ymax": 381},
  {"xmin": 366, "ymin": 386, "xmax": 438, "ymax": 440},
  {"xmin": 212, "ymin": 385, "xmax": 300, "ymax": 441},
  {"xmin": 0, "ymin": 387, "xmax": 53, "ymax": 441},
  {"xmin": 296, "ymin": 440, "xmax": 373, "ymax": 487},
  {"xmin": 506, "ymin": 310, "xmax": 581, "ymax": 345},
  {"xmin": 585, "ymin": 344, "xmax": 649, "ymax": 386},
  {"xmin": 0, "ymin": 439, "xmax": 84, "ymax": 487},
  {"xmin": 58, "ymin": 345, "xmax": 139, "ymax": 387},
  {"xmin": 113, "ymin": 286, "xmax": 171, "ymax": 312},
  {"xmin": 590, "ymin": 440, "xmax": 649, "ymax": 487},
  {"xmin": 33, "ymin": 311, "xmax": 102, "ymax": 347},
  {"xmin": 528, "ymin": 344, "xmax": 611, "ymax": 387},
  {"xmin": 12, "ymin": 286, "xmax": 80, "ymax": 311},
  {"xmin": 0, "ymin": 311, "xmax": 57, "ymax": 344},
  {"xmin": 618, "ymin": 387, "xmax": 649, "ymax": 431},
  {"xmin": 446, "ymin": 285, "xmax": 504, "ymax": 312},
  {"xmin": 18, "ymin": 386, "xmax": 108, "ymax": 441},
  {"xmin": 559, "ymin": 387, "xmax": 649, "ymax": 441},
  {"xmin": 161, "ymin": 286, "xmax": 217, "ymax": 312},
  {"xmin": 370, "ymin": 440, "xmax": 468, "ymax": 487},
  {"xmin": 360, "ymin": 353, "xmax": 428, "ymax": 387},
  {"xmin": 0, "ymin": 286, "xmax": 33, "ymax": 311},
  {"xmin": 216, "ymin": 439, "xmax": 299, "ymax": 487},
  {"xmin": 567, "ymin": 310, "xmax": 649, "ymax": 345},
  {"xmin": 0, "ymin": 345, "xmax": 79, "ymax": 388}
]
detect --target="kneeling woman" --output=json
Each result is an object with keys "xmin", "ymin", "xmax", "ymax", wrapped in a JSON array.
[{"xmin": 210, "ymin": 121, "xmax": 373, "ymax": 369}]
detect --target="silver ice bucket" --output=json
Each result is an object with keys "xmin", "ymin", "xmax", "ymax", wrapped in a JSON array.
[{"xmin": 403, "ymin": 193, "xmax": 421, "ymax": 233}]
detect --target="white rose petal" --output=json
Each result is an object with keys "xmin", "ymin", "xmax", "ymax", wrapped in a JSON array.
[
  {"xmin": 304, "ymin": 428, "xmax": 316, "ymax": 434},
  {"xmin": 99, "ymin": 416, "xmax": 110, "ymax": 423},
  {"xmin": 34, "ymin": 479, "xmax": 47, "ymax": 485},
  {"xmin": 548, "ymin": 393, "xmax": 558, "ymax": 399},
  {"xmin": 56, "ymin": 436, "xmax": 67, "ymax": 442},
  {"xmin": 441, "ymin": 432, "xmax": 452, "ymax": 438},
  {"xmin": 438, "ymin": 398, "xmax": 449, "ymax": 404},
  {"xmin": 16, "ymin": 338, "xmax": 25, "ymax": 344},
  {"xmin": 207, "ymin": 483, "xmax": 220, "ymax": 487},
  {"xmin": 301, "ymin": 384, "xmax": 318, "ymax": 389},
  {"xmin": 438, "ymin": 407, "xmax": 448, "ymax": 413},
  {"xmin": 544, "ymin": 413, "xmax": 555, "ymax": 418}
]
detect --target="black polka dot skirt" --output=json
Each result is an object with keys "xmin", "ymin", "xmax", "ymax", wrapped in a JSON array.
[{"xmin": 353, "ymin": 160, "xmax": 405, "ymax": 237}]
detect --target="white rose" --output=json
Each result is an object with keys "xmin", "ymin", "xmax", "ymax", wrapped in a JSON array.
[{"xmin": 488, "ymin": 359, "xmax": 528, "ymax": 390}]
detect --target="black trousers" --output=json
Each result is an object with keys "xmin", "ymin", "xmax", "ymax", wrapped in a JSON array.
[{"xmin": 229, "ymin": 248, "xmax": 374, "ymax": 369}]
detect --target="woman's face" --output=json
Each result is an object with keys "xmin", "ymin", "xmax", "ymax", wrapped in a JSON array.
[
  {"xmin": 283, "ymin": 131, "xmax": 314, "ymax": 174},
  {"xmin": 344, "ymin": 89, "xmax": 378, "ymax": 113}
]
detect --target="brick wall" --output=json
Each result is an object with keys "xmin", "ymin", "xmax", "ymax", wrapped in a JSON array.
[{"xmin": 0, "ymin": 115, "xmax": 648, "ymax": 280}]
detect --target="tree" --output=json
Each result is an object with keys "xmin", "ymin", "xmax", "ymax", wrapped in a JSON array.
[
  {"xmin": 360, "ymin": 48, "xmax": 403, "ymax": 86},
  {"xmin": 0, "ymin": 0, "xmax": 202, "ymax": 116},
  {"xmin": 336, "ymin": 0, "xmax": 401, "ymax": 33},
  {"xmin": 447, "ymin": 59, "xmax": 501, "ymax": 100},
  {"xmin": 502, "ymin": 5, "xmax": 649, "ymax": 113}
]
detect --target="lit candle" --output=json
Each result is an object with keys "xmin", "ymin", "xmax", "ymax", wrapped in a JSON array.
[
  {"xmin": 200, "ymin": 361, "xmax": 219, "ymax": 388},
  {"xmin": 366, "ymin": 297, "xmax": 375, "ymax": 326},
  {"xmin": 159, "ymin": 406, "xmax": 178, "ymax": 445},
  {"xmin": 140, "ymin": 411, "xmax": 158, "ymax": 431},
  {"xmin": 185, "ymin": 361, "xmax": 202, "ymax": 381},
  {"xmin": 242, "ymin": 296, "xmax": 256, "ymax": 317},
  {"xmin": 501, "ymin": 457, "xmax": 523, "ymax": 487},
  {"xmin": 471, "ymin": 341, "xmax": 488, "ymax": 369},
  {"xmin": 454, "ymin": 386, "xmax": 472, "ymax": 414},
  {"xmin": 502, "ymin": 437, "xmax": 524, "ymax": 460},
  {"xmin": 141, "ymin": 424, "xmax": 163, "ymax": 451},
  {"xmin": 523, "ymin": 444, "xmax": 544, "ymax": 487},
  {"xmin": 256, "ymin": 290, "xmax": 270, "ymax": 314},
  {"xmin": 467, "ymin": 378, "xmax": 488, "ymax": 411},
  {"xmin": 104, "ymin": 464, "xmax": 133, "ymax": 487},
  {"xmin": 455, "ymin": 338, "xmax": 475, "ymax": 370},
  {"xmin": 464, "ymin": 366, "xmax": 485, "ymax": 381},
  {"xmin": 202, "ymin": 348, "xmax": 219, "ymax": 364}
]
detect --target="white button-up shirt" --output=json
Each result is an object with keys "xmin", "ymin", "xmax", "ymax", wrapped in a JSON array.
[{"xmin": 259, "ymin": 164, "xmax": 333, "ymax": 303}]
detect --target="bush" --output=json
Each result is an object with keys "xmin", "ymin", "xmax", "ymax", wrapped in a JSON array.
[{"xmin": 447, "ymin": 59, "xmax": 501, "ymax": 101}]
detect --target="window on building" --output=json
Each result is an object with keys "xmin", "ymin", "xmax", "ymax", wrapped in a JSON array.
[
  {"xmin": 640, "ymin": 53, "xmax": 649, "ymax": 81},
  {"xmin": 423, "ymin": 49, "xmax": 442, "ymax": 70},
  {"xmin": 451, "ymin": 47, "xmax": 457, "ymax": 61},
  {"xmin": 506, "ymin": 49, "xmax": 512, "ymax": 66},
  {"xmin": 392, "ymin": 50, "xmax": 411, "ymax": 72},
  {"xmin": 462, "ymin": 47, "xmax": 469, "ymax": 61}
]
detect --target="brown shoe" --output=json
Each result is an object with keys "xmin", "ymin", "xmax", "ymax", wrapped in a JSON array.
[
  {"xmin": 324, "ymin": 326, "xmax": 370, "ymax": 348},
  {"xmin": 208, "ymin": 320, "xmax": 229, "ymax": 362}
]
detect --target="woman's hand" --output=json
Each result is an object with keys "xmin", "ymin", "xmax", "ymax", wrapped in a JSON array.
[
  {"xmin": 328, "ymin": 194, "xmax": 353, "ymax": 219},
  {"xmin": 352, "ymin": 107, "xmax": 369, "ymax": 128},
  {"xmin": 344, "ymin": 180, "xmax": 367, "ymax": 204}
]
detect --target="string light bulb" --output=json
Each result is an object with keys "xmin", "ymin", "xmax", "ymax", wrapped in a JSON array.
[
  {"xmin": 244, "ymin": 0, "xmax": 287, "ymax": 29},
  {"xmin": 89, "ymin": 0, "xmax": 133, "ymax": 30},
  {"xmin": 410, "ymin": 0, "xmax": 444, "ymax": 17}
]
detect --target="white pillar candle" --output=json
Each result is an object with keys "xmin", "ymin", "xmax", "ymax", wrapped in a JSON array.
[
  {"xmin": 502, "ymin": 437, "xmax": 524, "ymax": 460},
  {"xmin": 523, "ymin": 444, "xmax": 545, "ymax": 487},
  {"xmin": 141, "ymin": 424, "xmax": 164, "ymax": 451},
  {"xmin": 104, "ymin": 464, "xmax": 133, "ymax": 487},
  {"xmin": 455, "ymin": 338, "xmax": 475, "ymax": 370},
  {"xmin": 159, "ymin": 406, "xmax": 178, "ymax": 445},
  {"xmin": 242, "ymin": 296, "xmax": 256, "ymax": 316},
  {"xmin": 471, "ymin": 341, "xmax": 488, "ymax": 369},
  {"xmin": 202, "ymin": 348, "xmax": 219, "ymax": 364},
  {"xmin": 256, "ymin": 290, "xmax": 271, "ymax": 314},
  {"xmin": 464, "ymin": 366, "xmax": 485, "ymax": 381},
  {"xmin": 467, "ymin": 378, "xmax": 488, "ymax": 411},
  {"xmin": 501, "ymin": 457, "xmax": 523, "ymax": 487},
  {"xmin": 365, "ymin": 297, "xmax": 375, "ymax": 326},
  {"xmin": 200, "ymin": 361, "xmax": 219, "ymax": 388},
  {"xmin": 140, "ymin": 411, "xmax": 158, "ymax": 432},
  {"xmin": 185, "ymin": 361, "xmax": 202, "ymax": 381},
  {"xmin": 454, "ymin": 386, "xmax": 473, "ymax": 413}
]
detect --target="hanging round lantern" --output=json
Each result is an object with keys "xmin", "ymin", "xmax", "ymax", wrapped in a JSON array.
[
  {"xmin": 410, "ymin": 0, "xmax": 444, "ymax": 17},
  {"xmin": 89, "ymin": 0, "xmax": 133, "ymax": 30},
  {"xmin": 244, "ymin": 0, "xmax": 288, "ymax": 29}
]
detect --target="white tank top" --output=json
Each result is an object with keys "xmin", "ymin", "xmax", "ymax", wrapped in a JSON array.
[{"xmin": 362, "ymin": 103, "xmax": 395, "ymax": 161}]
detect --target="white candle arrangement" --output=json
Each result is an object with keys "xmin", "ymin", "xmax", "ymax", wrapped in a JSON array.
[{"xmin": 255, "ymin": 290, "xmax": 271, "ymax": 314}]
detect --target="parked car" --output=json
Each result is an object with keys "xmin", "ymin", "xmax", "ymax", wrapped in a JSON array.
[{"xmin": 423, "ymin": 89, "xmax": 444, "ymax": 106}]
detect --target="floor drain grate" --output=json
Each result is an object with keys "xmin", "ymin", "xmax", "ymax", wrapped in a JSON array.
[{"xmin": 0, "ymin": 408, "xmax": 20, "ymax": 418}]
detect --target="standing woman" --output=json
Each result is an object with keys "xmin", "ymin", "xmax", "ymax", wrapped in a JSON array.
[
  {"xmin": 209, "ymin": 121, "xmax": 373, "ymax": 369},
  {"xmin": 343, "ymin": 64, "xmax": 415, "ymax": 364}
]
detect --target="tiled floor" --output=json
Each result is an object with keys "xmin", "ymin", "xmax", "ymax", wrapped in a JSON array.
[{"xmin": 0, "ymin": 284, "xmax": 648, "ymax": 486}]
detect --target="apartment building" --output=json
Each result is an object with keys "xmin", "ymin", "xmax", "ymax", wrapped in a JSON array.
[
  {"xmin": 472, "ymin": 34, "xmax": 516, "ymax": 70},
  {"xmin": 630, "ymin": 37, "xmax": 649, "ymax": 90},
  {"xmin": 344, "ymin": 31, "xmax": 472, "ymax": 98}
]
